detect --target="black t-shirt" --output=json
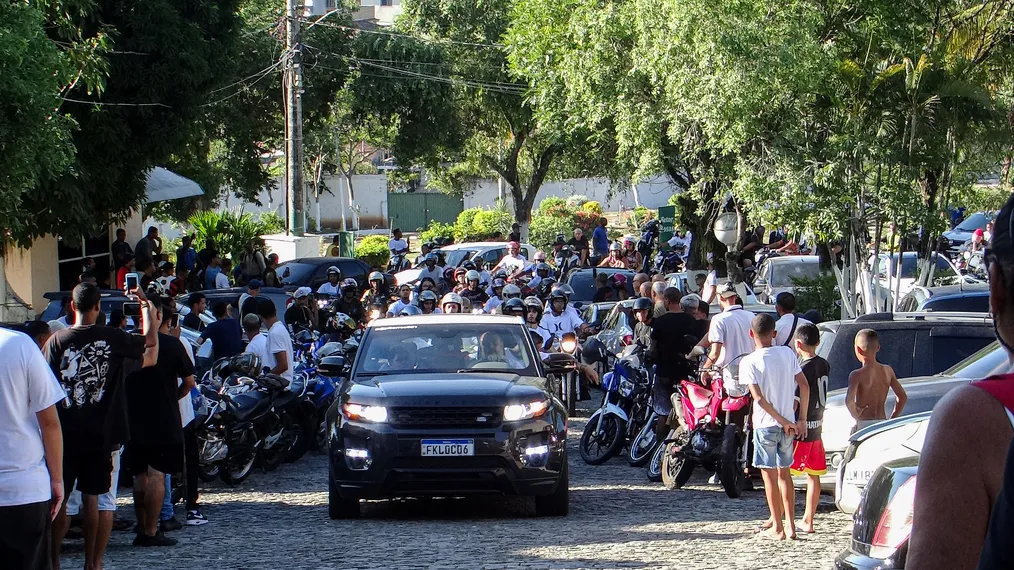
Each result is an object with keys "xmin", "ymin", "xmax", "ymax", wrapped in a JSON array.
[
  {"xmin": 798, "ymin": 356, "xmax": 830, "ymax": 441},
  {"xmin": 568, "ymin": 237, "xmax": 590, "ymax": 255},
  {"xmin": 126, "ymin": 333, "xmax": 195, "ymax": 445},
  {"xmin": 461, "ymin": 288, "xmax": 489, "ymax": 305},
  {"xmin": 592, "ymin": 286, "xmax": 615, "ymax": 303},
  {"xmin": 197, "ymin": 247, "xmax": 218, "ymax": 270},
  {"xmin": 285, "ymin": 304, "xmax": 313, "ymax": 332},
  {"xmin": 335, "ymin": 298, "xmax": 365, "ymax": 323},
  {"xmin": 509, "ymin": 231, "xmax": 521, "ymax": 243},
  {"xmin": 240, "ymin": 296, "xmax": 259, "ymax": 320},
  {"xmin": 182, "ymin": 312, "xmax": 204, "ymax": 332},
  {"xmin": 693, "ymin": 318, "xmax": 710, "ymax": 344},
  {"xmin": 45, "ymin": 325, "xmax": 147, "ymax": 454},
  {"xmin": 650, "ymin": 312, "xmax": 699, "ymax": 379},
  {"xmin": 111, "ymin": 241, "xmax": 133, "ymax": 270}
]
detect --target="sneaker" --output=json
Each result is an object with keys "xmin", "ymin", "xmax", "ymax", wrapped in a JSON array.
[
  {"xmin": 708, "ymin": 473, "xmax": 720, "ymax": 485},
  {"xmin": 186, "ymin": 510, "xmax": 209, "ymax": 526},
  {"xmin": 160, "ymin": 517, "xmax": 183, "ymax": 532},
  {"xmin": 133, "ymin": 531, "xmax": 178, "ymax": 547}
]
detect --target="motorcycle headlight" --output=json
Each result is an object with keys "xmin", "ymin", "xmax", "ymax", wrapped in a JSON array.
[
  {"xmin": 560, "ymin": 336, "xmax": 577, "ymax": 354},
  {"xmin": 503, "ymin": 400, "xmax": 549, "ymax": 422},
  {"xmin": 619, "ymin": 378, "xmax": 636, "ymax": 398},
  {"xmin": 342, "ymin": 402, "xmax": 388, "ymax": 423}
]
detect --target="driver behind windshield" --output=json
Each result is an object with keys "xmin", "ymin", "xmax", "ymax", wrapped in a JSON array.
[{"xmin": 480, "ymin": 332, "xmax": 525, "ymax": 368}]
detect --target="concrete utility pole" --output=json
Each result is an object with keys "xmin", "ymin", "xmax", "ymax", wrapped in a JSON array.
[{"xmin": 284, "ymin": 0, "xmax": 305, "ymax": 236}]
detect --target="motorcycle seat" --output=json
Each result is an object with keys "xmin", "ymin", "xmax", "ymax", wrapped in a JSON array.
[
  {"xmin": 230, "ymin": 391, "xmax": 271, "ymax": 422},
  {"xmin": 274, "ymin": 390, "xmax": 298, "ymax": 409}
]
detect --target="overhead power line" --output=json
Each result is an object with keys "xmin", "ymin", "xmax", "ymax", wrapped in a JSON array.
[{"xmin": 309, "ymin": 20, "xmax": 506, "ymax": 49}]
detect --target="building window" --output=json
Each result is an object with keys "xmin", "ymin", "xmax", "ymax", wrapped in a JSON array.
[
  {"xmin": 381, "ymin": 0, "xmax": 392, "ymax": 6},
  {"xmin": 57, "ymin": 230, "xmax": 111, "ymax": 291},
  {"xmin": 326, "ymin": 0, "xmax": 335, "ymax": 9}
]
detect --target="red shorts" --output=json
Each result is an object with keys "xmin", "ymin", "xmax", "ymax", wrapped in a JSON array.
[{"xmin": 790, "ymin": 440, "xmax": 827, "ymax": 476}]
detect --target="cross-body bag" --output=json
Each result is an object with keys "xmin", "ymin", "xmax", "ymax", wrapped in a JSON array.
[{"xmin": 782, "ymin": 314, "xmax": 799, "ymax": 346}]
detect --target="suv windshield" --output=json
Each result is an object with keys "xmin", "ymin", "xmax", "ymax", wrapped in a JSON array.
[
  {"xmin": 442, "ymin": 250, "xmax": 476, "ymax": 268},
  {"xmin": 278, "ymin": 262, "xmax": 318, "ymax": 286},
  {"xmin": 355, "ymin": 323, "xmax": 537, "ymax": 377},
  {"xmin": 770, "ymin": 261, "xmax": 821, "ymax": 287},
  {"xmin": 956, "ymin": 213, "xmax": 990, "ymax": 232},
  {"xmin": 566, "ymin": 270, "xmax": 635, "ymax": 303},
  {"xmin": 942, "ymin": 341, "xmax": 1009, "ymax": 378}
]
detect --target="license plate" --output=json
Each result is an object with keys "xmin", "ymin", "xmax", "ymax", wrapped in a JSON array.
[
  {"xmin": 421, "ymin": 439, "xmax": 474, "ymax": 456},
  {"xmin": 843, "ymin": 467, "xmax": 875, "ymax": 486}
]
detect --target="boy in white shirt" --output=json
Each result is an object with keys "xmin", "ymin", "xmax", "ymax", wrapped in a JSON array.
[
  {"xmin": 740, "ymin": 313, "xmax": 810, "ymax": 541},
  {"xmin": 243, "ymin": 314, "xmax": 269, "ymax": 371}
]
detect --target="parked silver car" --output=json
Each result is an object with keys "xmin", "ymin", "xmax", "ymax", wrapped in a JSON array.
[{"xmin": 752, "ymin": 255, "xmax": 821, "ymax": 304}]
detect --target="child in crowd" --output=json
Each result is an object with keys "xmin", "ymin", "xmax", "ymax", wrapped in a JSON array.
[
  {"xmin": 846, "ymin": 329, "xmax": 907, "ymax": 431},
  {"xmin": 740, "ymin": 313, "xmax": 810, "ymax": 540},
  {"xmin": 790, "ymin": 324, "xmax": 831, "ymax": 534}
]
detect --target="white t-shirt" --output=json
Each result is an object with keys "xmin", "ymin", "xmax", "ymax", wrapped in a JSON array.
[
  {"xmin": 317, "ymin": 282, "xmax": 340, "ymax": 296},
  {"xmin": 497, "ymin": 255, "xmax": 527, "ymax": 275},
  {"xmin": 417, "ymin": 266, "xmax": 444, "ymax": 286},
  {"xmin": 0, "ymin": 329, "xmax": 65, "ymax": 507},
  {"xmin": 388, "ymin": 299, "xmax": 412, "ymax": 316},
  {"xmin": 707, "ymin": 306, "xmax": 756, "ymax": 368},
  {"xmin": 527, "ymin": 326, "xmax": 549, "ymax": 351},
  {"xmin": 215, "ymin": 271, "xmax": 231, "ymax": 289},
  {"xmin": 484, "ymin": 296, "xmax": 503, "ymax": 314},
  {"xmin": 245, "ymin": 333, "xmax": 270, "ymax": 372},
  {"xmin": 388, "ymin": 238, "xmax": 408, "ymax": 252},
  {"xmin": 539, "ymin": 310, "xmax": 585, "ymax": 336},
  {"xmin": 774, "ymin": 314, "xmax": 812, "ymax": 347},
  {"xmin": 740, "ymin": 346, "xmax": 802, "ymax": 429},
  {"xmin": 266, "ymin": 321, "xmax": 294, "ymax": 381},
  {"xmin": 179, "ymin": 339, "xmax": 196, "ymax": 428}
]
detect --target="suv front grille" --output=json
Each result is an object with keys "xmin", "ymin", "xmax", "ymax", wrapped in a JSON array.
[{"xmin": 388, "ymin": 407, "xmax": 501, "ymax": 428}]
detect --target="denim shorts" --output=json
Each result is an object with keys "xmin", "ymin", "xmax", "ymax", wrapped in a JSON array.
[{"xmin": 753, "ymin": 426, "xmax": 794, "ymax": 469}]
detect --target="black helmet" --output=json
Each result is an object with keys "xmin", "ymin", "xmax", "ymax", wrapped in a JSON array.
[
  {"xmin": 502, "ymin": 297, "xmax": 526, "ymax": 316},
  {"xmin": 538, "ymin": 278, "xmax": 556, "ymax": 297},
  {"xmin": 461, "ymin": 260, "xmax": 477, "ymax": 271},
  {"xmin": 549, "ymin": 289, "xmax": 568, "ymax": 303},
  {"xmin": 229, "ymin": 352, "xmax": 262, "ymax": 378},
  {"xmin": 632, "ymin": 297, "xmax": 653, "ymax": 312}
]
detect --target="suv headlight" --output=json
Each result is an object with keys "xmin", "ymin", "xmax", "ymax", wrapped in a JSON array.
[
  {"xmin": 342, "ymin": 402, "xmax": 388, "ymax": 423},
  {"xmin": 503, "ymin": 400, "xmax": 549, "ymax": 422}
]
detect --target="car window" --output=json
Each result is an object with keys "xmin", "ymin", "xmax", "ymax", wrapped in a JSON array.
[
  {"xmin": 278, "ymin": 262, "xmax": 318, "ymax": 286},
  {"xmin": 967, "ymin": 253, "xmax": 987, "ymax": 279},
  {"xmin": 956, "ymin": 213, "xmax": 989, "ymax": 232},
  {"xmin": 942, "ymin": 341, "xmax": 1007, "ymax": 378},
  {"xmin": 441, "ymin": 250, "xmax": 475, "ymax": 268},
  {"xmin": 916, "ymin": 255, "xmax": 962, "ymax": 287},
  {"xmin": 924, "ymin": 295, "xmax": 990, "ymax": 313},
  {"xmin": 601, "ymin": 305, "xmax": 621, "ymax": 330},
  {"xmin": 39, "ymin": 300, "xmax": 65, "ymax": 322},
  {"xmin": 878, "ymin": 254, "xmax": 919, "ymax": 279},
  {"xmin": 355, "ymin": 323, "xmax": 536, "ymax": 376},
  {"xmin": 897, "ymin": 293, "xmax": 919, "ymax": 313},
  {"xmin": 566, "ymin": 271, "xmax": 636, "ymax": 303},
  {"xmin": 338, "ymin": 260, "xmax": 366, "ymax": 283},
  {"xmin": 931, "ymin": 335, "xmax": 996, "ymax": 373},
  {"xmin": 770, "ymin": 261, "xmax": 821, "ymax": 287},
  {"xmin": 823, "ymin": 326, "xmax": 918, "ymax": 391},
  {"xmin": 480, "ymin": 248, "xmax": 506, "ymax": 266}
]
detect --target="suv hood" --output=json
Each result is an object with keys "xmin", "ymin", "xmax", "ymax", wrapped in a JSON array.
[{"xmin": 348, "ymin": 372, "xmax": 546, "ymax": 405}]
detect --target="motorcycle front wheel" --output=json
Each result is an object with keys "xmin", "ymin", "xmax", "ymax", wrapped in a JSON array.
[
  {"xmin": 198, "ymin": 464, "xmax": 220, "ymax": 483},
  {"xmin": 627, "ymin": 417, "xmax": 660, "ymax": 467},
  {"xmin": 646, "ymin": 440, "xmax": 666, "ymax": 482},
  {"xmin": 660, "ymin": 428, "xmax": 694, "ymax": 489},
  {"xmin": 579, "ymin": 413, "xmax": 626, "ymax": 465},
  {"xmin": 220, "ymin": 451, "xmax": 257, "ymax": 486},
  {"xmin": 719, "ymin": 424, "xmax": 746, "ymax": 498}
]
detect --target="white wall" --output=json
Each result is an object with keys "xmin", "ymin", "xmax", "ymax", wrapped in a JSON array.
[{"xmin": 146, "ymin": 173, "xmax": 678, "ymax": 237}]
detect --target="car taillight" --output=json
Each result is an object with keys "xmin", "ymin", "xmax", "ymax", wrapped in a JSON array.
[
  {"xmin": 870, "ymin": 477, "xmax": 916, "ymax": 558},
  {"xmin": 622, "ymin": 334, "xmax": 633, "ymax": 346}
]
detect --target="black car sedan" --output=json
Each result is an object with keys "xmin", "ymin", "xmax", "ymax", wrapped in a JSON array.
[
  {"xmin": 325, "ymin": 314, "xmax": 570, "ymax": 519},
  {"xmin": 835, "ymin": 457, "xmax": 918, "ymax": 569},
  {"xmin": 276, "ymin": 256, "xmax": 395, "ymax": 292}
]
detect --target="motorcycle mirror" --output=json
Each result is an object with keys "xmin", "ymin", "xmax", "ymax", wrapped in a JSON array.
[{"xmin": 318, "ymin": 355, "xmax": 347, "ymax": 377}]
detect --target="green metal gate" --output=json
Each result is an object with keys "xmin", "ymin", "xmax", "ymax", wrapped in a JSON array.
[{"xmin": 387, "ymin": 192, "xmax": 464, "ymax": 232}]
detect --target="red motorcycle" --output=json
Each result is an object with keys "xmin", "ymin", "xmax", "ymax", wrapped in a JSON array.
[{"xmin": 658, "ymin": 356, "xmax": 753, "ymax": 498}]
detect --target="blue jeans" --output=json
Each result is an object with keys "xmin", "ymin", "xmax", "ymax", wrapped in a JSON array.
[{"xmin": 161, "ymin": 474, "xmax": 173, "ymax": 521}]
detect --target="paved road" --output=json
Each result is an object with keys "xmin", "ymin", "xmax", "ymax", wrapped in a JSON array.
[{"xmin": 62, "ymin": 413, "xmax": 852, "ymax": 570}]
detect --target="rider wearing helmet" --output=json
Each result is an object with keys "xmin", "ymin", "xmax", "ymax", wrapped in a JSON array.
[
  {"xmin": 460, "ymin": 269, "xmax": 489, "ymax": 307},
  {"xmin": 622, "ymin": 236, "xmax": 641, "ymax": 270},
  {"xmin": 493, "ymin": 241, "xmax": 527, "ymax": 276},
  {"xmin": 366, "ymin": 296, "xmax": 387, "ymax": 323},
  {"xmin": 326, "ymin": 312, "xmax": 357, "ymax": 342},
  {"xmin": 317, "ymin": 266, "xmax": 342, "ymax": 296},
  {"xmin": 502, "ymin": 283, "xmax": 522, "ymax": 301},
  {"xmin": 501, "ymin": 297, "xmax": 526, "ymax": 318},
  {"xmin": 540, "ymin": 289, "xmax": 588, "ymax": 337},
  {"xmin": 417, "ymin": 252, "xmax": 444, "ymax": 290},
  {"xmin": 334, "ymin": 278, "xmax": 365, "ymax": 323},
  {"xmin": 537, "ymin": 277, "xmax": 556, "ymax": 300},
  {"xmin": 285, "ymin": 286, "xmax": 316, "ymax": 333},
  {"xmin": 418, "ymin": 290, "xmax": 441, "ymax": 314},
  {"xmin": 523, "ymin": 296, "xmax": 548, "ymax": 348},
  {"xmin": 386, "ymin": 283, "xmax": 414, "ymax": 317},
  {"xmin": 452, "ymin": 267, "xmax": 469, "ymax": 293},
  {"xmin": 360, "ymin": 271, "xmax": 389, "ymax": 307},
  {"xmin": 484, "ymin": 278, "xmax": 507, "ymax": 314},
  {"xmin": 598, "ymin": 241, "xmax": 627, "ymax": 268},
  {"xmin": 631, "ymin": 296, "xmax": 655, "ymax": 348},
  {"xmin": 441, "ymin": 292, "xmax": 463, "ymax": 314}
]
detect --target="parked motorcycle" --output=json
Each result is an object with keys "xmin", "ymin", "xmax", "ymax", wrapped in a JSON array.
[
  {"xmin": 578, "ymin": 339, "xmax": 652, "ymax": 465},
  {"xmin": 388, "ymin": 250, "xmax": 411, "ymax": 272},
  {"xmin": 651, "ymin": 249, "xmax": 685, "ymax": 276},
  {"xmin": 660, "ymin": 354, "xmax": 753, "ymax": 498}
]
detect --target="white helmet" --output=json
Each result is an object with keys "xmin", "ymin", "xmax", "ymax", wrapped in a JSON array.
[
  {"xmin": 465, "ymin": 270, "xmax": 481, "ymax": 283},
  {"xmin": 502, "ymin": 283, "xmax": 522, "ymax": 299},
  {"xmin": 441, "ymin": 292, "xmax": 463, "ymax": 313}
]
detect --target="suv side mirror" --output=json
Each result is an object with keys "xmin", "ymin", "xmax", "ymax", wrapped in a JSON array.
[
  {"xmin": 318, "ymin": 355, "xmax": 347, "ymax": 377},
  {"xmin": 542, "ymin": 352, "xmax": 577, "ymax": 375}
]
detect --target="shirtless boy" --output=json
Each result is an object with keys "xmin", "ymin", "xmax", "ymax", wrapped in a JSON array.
[{"xmin": 846, "ymin": 329, "xmax": 907, "ymax": 430}]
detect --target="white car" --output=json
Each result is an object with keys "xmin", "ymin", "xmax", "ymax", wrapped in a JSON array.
[
  {"xmin": 395, "ymin": 242, "xmax": 539, "ymax": 286},
  {"xmin": 835, "ymin": 412, "xmax": 930, "ymax": 514},
  {"xmin": 863, "ymin": 251, "xmax": 979, "ymax": 312}
]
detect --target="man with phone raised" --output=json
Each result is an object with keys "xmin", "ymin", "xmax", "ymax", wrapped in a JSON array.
[{"xmin": 45, "ymin": 282, "xmax": 160, "ymax": 569}]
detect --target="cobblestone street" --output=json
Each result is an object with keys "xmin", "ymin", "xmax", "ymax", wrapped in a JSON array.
[{"xmin": 62, "ymin": 411, "xmax": 852, "ymax": 570}]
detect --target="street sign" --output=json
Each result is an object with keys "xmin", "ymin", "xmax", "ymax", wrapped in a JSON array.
[{"xmin": 658, "ymin": 205, "xmax": 676, "ymax": 245}]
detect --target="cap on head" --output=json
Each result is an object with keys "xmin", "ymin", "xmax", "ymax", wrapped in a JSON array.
[
  {"xmin": 718, "ymin": 282, "xmax": 738, "ymax": 300},
  {"xmin": 248, "ymin": 279, "xmax": 263, "ymax": 290},
  {"xmin": 293, "ymin": 287, "xmax": 312, "ymax": 299}
]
